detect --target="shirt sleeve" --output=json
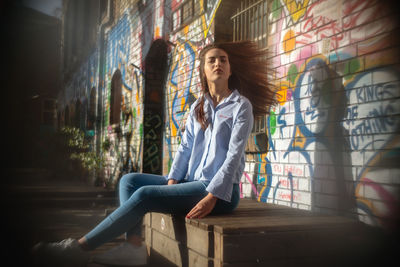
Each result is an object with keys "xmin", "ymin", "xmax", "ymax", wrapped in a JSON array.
[
  {"xmin": 166, "ymin": 105, "xmax": 196, "ymax": 181},
  {"xmin": 206, "ymin": 99, "xmax": 254, "ymax": 201}
]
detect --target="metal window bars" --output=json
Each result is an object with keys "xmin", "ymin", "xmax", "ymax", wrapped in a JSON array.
[{"xmin": 231, "ymin": 0, "xmax": 269, "ymax": 134}]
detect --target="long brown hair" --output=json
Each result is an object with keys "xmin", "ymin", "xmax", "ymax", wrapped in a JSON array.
[{"xmin": 195, "ymin": 40, "xmax": 277, "ymax": 130}]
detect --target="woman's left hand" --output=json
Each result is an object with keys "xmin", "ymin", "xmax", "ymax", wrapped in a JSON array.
[{"xmin": 186, "ymin": 193, "xmax": 218, "ymax": 219}]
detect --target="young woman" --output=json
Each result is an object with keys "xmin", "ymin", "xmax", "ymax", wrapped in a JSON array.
[{"xmin": 33, "ymin": 40, "xmax": 276, "ymax": 266}]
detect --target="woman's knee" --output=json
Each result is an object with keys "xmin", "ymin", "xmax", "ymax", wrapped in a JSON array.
[{"xmin": 119, "ymin": 173, "xmax": 140, "ymax": 190}]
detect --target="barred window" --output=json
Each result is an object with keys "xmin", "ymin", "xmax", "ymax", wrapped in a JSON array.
[
  {"xmin": 172, "ymin": 0, "xmax": 208, "ymax": 32},
  {"xmin": 232, "ymin": 0, "xmax": 268, "ymax": 46}
]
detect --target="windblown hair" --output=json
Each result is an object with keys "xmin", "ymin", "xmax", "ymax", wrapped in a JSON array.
[{"xmin": 195, "ymin": 40, "xmax": 277, "ymax": 130}]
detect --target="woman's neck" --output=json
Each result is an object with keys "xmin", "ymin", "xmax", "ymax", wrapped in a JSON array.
[{"xmin": 208, "ymin": 83, "xmax": 231, "ymax": 107}]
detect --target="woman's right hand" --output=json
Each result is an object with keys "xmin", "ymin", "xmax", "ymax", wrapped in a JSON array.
[{"xmin": 167, "ymin": 179, "xmax": 178, "ymax": 185}]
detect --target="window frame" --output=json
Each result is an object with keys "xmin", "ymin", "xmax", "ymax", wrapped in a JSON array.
[{"xmin": 171, "ymin": 0, "xmax": 208, "ymax": 33}]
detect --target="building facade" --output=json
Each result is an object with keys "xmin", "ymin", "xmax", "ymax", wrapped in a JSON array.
[{"xmin": 59, "ymin": 0, "xmax": 400, "ymax": 230}]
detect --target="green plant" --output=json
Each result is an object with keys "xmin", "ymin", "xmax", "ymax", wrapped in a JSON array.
[
  {"xmin": 102, "ymin": 137, "xmax": 111, "ymax": 152},
  {"xmin": 60, "ymin": 126, "xmax": 104, "ymax": 171}
]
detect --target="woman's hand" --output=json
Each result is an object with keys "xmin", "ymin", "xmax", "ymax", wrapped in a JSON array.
[
  {"xmin": 186, "ymin": 193, "xmax": 217, "ymax": 219},
  {"xmin": 167, "ymin": 179, "xmax": 178, "ymax": 185}
]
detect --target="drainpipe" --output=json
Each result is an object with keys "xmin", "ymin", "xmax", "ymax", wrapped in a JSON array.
[{"xmin": 96, "ymin": 0, "xmax": 114, "ymax": 169}]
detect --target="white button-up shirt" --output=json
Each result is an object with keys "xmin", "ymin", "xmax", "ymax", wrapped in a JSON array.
[{"xmin": 167, "ymin": 89, "xmax": 254, "ymax": 202}]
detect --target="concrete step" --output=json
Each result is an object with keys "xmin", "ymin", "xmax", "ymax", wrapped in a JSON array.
[
  {"xmin": 5, "ymin": 168, "xmax": 118, "ymax": 209},
  {"xmin": 14, "ymin": 196, "xmax": 118, "ymax": 209}
]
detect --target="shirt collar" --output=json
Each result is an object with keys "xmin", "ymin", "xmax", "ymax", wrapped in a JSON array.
[{"xmin": 204, "ymin": 89, "xmax": 240, "ymax": 107}]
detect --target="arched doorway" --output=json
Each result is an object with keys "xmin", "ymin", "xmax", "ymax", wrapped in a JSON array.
[
  {"xmin": 110, "ymin": 69, "xmax": 122, "ymax": 125},
  {"xmin": 142, "ymin": 39, "xmax": 168, "ymax": 174}
]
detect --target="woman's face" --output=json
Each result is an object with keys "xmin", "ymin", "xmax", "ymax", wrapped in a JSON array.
[{"xmin": 203, "ymin": 48, "xmax": 231, "ymax": 84}]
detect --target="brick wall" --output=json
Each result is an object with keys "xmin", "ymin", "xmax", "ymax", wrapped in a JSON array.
[
  {"xmin": 98, "ymin": 0, "xmax": 220, "ymax": 184},
  {"xmin": 60, "ymin": 0, "xmax": 399, "ymax": 229},
  {"xmin": 239, "ymin": 0, "xmax": 400, "ymax": 229}
]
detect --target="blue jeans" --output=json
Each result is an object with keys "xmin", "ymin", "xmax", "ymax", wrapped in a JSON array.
[{"xmin": 84, "ymin": 173, "xmax": 240, "ymax": 249}]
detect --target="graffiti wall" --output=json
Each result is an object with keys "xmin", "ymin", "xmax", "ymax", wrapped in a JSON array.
[
  {"xmin": 59, "ymin": 0, "xmax": 399, "ymax": 229},
  {"xmin": 101, "ymin": 0, "xmax": 222, "ymax": 184},
  {"xmin": 163, "ymin": 0, "xmax": 221, "ymax": 173},
  {"xmin": 239, "ymin": 0, "xmax": 399, "ymax": 229}
]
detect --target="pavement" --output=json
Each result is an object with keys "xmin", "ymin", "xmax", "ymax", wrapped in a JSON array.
[{"xmin": 3, "ymin": 168, "xmax": 175, "ymax": 267}]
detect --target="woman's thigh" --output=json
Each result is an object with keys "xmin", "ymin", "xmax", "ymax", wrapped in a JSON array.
[
  {"xmin": 119, "ymin": 173, "xmax": 168, "ymax": 204},
  {"xmin": 123, "ymin": 180, "xmax": 209, "ymax": 215}
]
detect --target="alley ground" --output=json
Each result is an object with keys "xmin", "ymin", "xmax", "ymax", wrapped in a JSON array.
[{"xmin": 3, "ymin": 168, "xmax": 174, "ymax": 267}]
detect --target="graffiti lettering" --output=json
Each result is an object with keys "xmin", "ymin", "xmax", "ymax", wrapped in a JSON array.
[
  {"xmin": 279, "ymin": 177, "xmax": 299, "ymax": 190},
  {"xmin": 145, "ymin": 114, "xmax": 161, "ymax": 128},
  {"xmin": 143, "ymin": 113, "xmax": 162, "ymax": 173},
  {"xmin": 284, "ymin": 164, "xmax": 303, "ymax": 177},
  {"xmin": 143, "ymin": 154, "xmax": 160, "ymax": 173},
  {"xmin": 354, "ymin": 82, "xmax": 397, "ymax": 103},
  {"xmin": 350, "ymin": 105, "xmax": 396, "ymax": 150},
  {"xmin": 346, "ymin": 106, "xmax": 358, "ymax": 123},
  {"xmin": 143, "ymin": 143, "xmax": 159, "ymax": 159}
]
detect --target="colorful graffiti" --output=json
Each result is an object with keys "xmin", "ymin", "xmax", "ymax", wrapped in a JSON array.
[
  {"xmin": 59, "ymin": 0, "xmax": 399, "ymax": 229},
  {"xmin": 344, "ymin": 68, "xmax": 400, "ymax": 228},
  {"xmin": 239, "ymin": 0, "xmax": 400, "ymax": 228},
  {"xmin": 164, "ymin": 39, "xmax": 200, "ymax": 173},
  {"xmin": 163, "ymin": 0, "xmax": 219, "ymax": 173},
  {"xmin": 103, "ymin": 9, "xmax": 146, "ymax": 183}
]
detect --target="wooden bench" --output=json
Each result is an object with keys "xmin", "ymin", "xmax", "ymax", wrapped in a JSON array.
[{"xmin": 144, "ymin": 199, "xmax": 378, "ymax": 267}]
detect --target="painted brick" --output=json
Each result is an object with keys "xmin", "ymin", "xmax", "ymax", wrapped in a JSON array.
[
  {"xmin": 296, "ymin": 191, "xmax": 311, "ymax": 205},
  {"xmin": 241, "ymin": 183, "xmax": 252, "ymax": 198},
  {"xmin": 362, "ymin": 182, "xmax": 382, "ymax": 200},
  {"xmin": 313, "ymin": 163, "xmax": 329, "ymax": 178},
  {"xmin": 391, "ymin": 169, "xmax": 400, "ymax": 185},
  {"xmin": 365, "ymin": 47, "xmax": 400, "ymax": 69},
  {"xmin": 288, "ymin": 151, "xmax": 299, "ymax": 164},
  {"xmin": 322, "ymin": 180, "xmax": 338, "ymax": 194},
  {"xmin": 298, "ymin": 204, "xmax": 310, "ymax": 210},
  {"xmin": 275, "ymin": 139, "xmax": 291, "ymax": 152},
  {"xmin": 351, "ymin": 152, "xmax": 364, "ymax": 166},
  {"xmin": 313, "ymin": 179, "xmax": 322, "ymax": 193},
  {"xmin": 60, "ymin": 0, "xmax": 400, "ymax": 231},
  {"xmin": 314, "ymin": 193, "xmax": 339, "ymax": 209},
  {"xmin": 281, "ymin": 125, "xmax": 291, "ymax": 139},
  {"xmin": 298, "ymin": 152, "xmax": 312, "ymax": 164},
  {"xmin": 298, "ymin": 178, "xmax": 309, "ymax": 191}
]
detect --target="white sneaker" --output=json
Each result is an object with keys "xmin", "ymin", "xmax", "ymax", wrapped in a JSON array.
[
  {"xmin": 31, "ymin": 238, "xmax": 89, "ymax": 266},
  {"xmin": 93, "ymin": 242, "xmax": 147, "ymax": 266}
]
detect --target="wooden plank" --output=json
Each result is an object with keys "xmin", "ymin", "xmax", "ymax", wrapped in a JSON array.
[
  {"xmin": 188, "ymin": 248, "xmax": 213, "ymax": 267},
  {"xmin": 212, "ymin": 215, "xmax": 358, "ymax": 234},
  {"xmin": 215, "ymin": 257, "xmax": 329, "ymax": 267},
  {"xmin": 143, "ymin": 212, "xmax": 151, "ymax": 226},
  {"xmin": 149, "ymin": 212, "xmax": 213, "ymax": 257},
  {"xmin": 151, "ymin": 228, "xmax": 187, "ymax": 267},
  {"xmin": 145, "ymin": 199, "xmax": 366, "ymax": 267},
  {"xmin": 191, "ymin": 199, "xmax": 359, "ymax": 234},
  {"xmin": 214, "ymin": 231, "xmax": 223, "ymax": 264},
  {"xmin": 148, "ymin": 228, "xmax": 214, "ymax": 267},
  {"xmin": 217, "ymin": 227, "xmax": 358, "ymax": 263},
  {"xmin": 186, "ymin": 223, "xmax": 213, "ymax": 257},
  {"xmin": 144, "ymin": 224, "xmax": 152, "ymax": 247},
  {"xmin": 151, "ymin": 213, "xmax": 180, "ymax": 240}
]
